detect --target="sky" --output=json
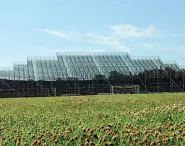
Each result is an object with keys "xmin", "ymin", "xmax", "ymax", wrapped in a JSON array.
[{"xmin": 0, "ymin": 0, "xmax": 185, "ymax": 67}]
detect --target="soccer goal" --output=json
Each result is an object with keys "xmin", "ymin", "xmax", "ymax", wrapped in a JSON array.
[{"xmin": 110, "ymin": 85, "xmax": 140, "ymax": 94}]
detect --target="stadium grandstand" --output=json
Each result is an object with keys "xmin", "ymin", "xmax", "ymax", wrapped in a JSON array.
[{"xmin": 0, "ymin": 52, "xmax": 184, "ymax": 97}]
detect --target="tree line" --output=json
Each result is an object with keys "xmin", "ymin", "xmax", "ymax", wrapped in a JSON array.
[{"xmin": 0, "ymin": 67, "xmax": 185, "ymax": 97}]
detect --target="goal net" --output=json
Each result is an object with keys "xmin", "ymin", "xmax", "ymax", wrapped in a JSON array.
[{"xmin": 110, "ymin": 85, "xmax": 139, "ymax": 94}]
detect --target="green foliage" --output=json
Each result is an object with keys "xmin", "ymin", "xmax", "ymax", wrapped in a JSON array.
[{"xmin": 0, "ymin": 93, "xmax": 185, "ymax": 145}]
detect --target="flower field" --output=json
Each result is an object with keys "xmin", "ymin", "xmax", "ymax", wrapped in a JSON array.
[{"xmin": 0, "ymin": 93, "xmax": 185, "ymax": 145}]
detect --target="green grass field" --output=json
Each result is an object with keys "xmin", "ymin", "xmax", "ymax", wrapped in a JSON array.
[{"xmin": 0, "ymin": 93, "xmax": 185, "ymax": 146}]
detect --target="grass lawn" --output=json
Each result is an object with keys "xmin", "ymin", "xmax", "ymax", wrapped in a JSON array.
[{"xmin": 0, "ymin": 93, "xmax": 185, "ymax": 145}]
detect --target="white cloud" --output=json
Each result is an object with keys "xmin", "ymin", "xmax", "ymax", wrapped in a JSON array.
[
  {"xmin": 107, "ymin": 24, "xmax": 158, "ymax": 37},
  {"xmin": 33, "ymin": 29, "xmax": 71, "ymax": 40},
  {"xmin": 33, "ymin": 24, "xmax": 158, "ymax": 52},
  {"xmin": 136, "ymin": 43, "xmax": 154, "ymax": 49},
  {"xmin": 86, "ymin": 33, "xmax": 130, "ymax": 52},
  {"xmin": 85, "ymin": 24, "xmax": 158, "ymax": 52}
]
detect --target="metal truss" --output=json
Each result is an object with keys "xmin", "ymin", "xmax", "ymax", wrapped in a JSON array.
[
  {"xmin": 0, "ymin": 52, "xmax": 185, "ymax": 97},
  {"xmin": 0, "ymin": 52, "xmax": 182, "ymax": 81},
  {"xmin": 163, "ymin": 61, "xmax": 180, "ymax": 70}
]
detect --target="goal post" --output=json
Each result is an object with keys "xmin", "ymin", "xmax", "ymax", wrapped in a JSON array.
[{"xmin": 110, "ymin": 85, "xmax": 140, "ymax": 94}]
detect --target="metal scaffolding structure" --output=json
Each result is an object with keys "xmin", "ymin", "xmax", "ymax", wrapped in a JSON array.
[{"xmin": 0, "ymin": 52, "xmax": 184, "ymax": 97}]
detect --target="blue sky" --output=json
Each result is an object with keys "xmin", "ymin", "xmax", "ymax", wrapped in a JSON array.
[{"xmin": 0, "ymin": 0, "xmax": 185, "ymax": 67}]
